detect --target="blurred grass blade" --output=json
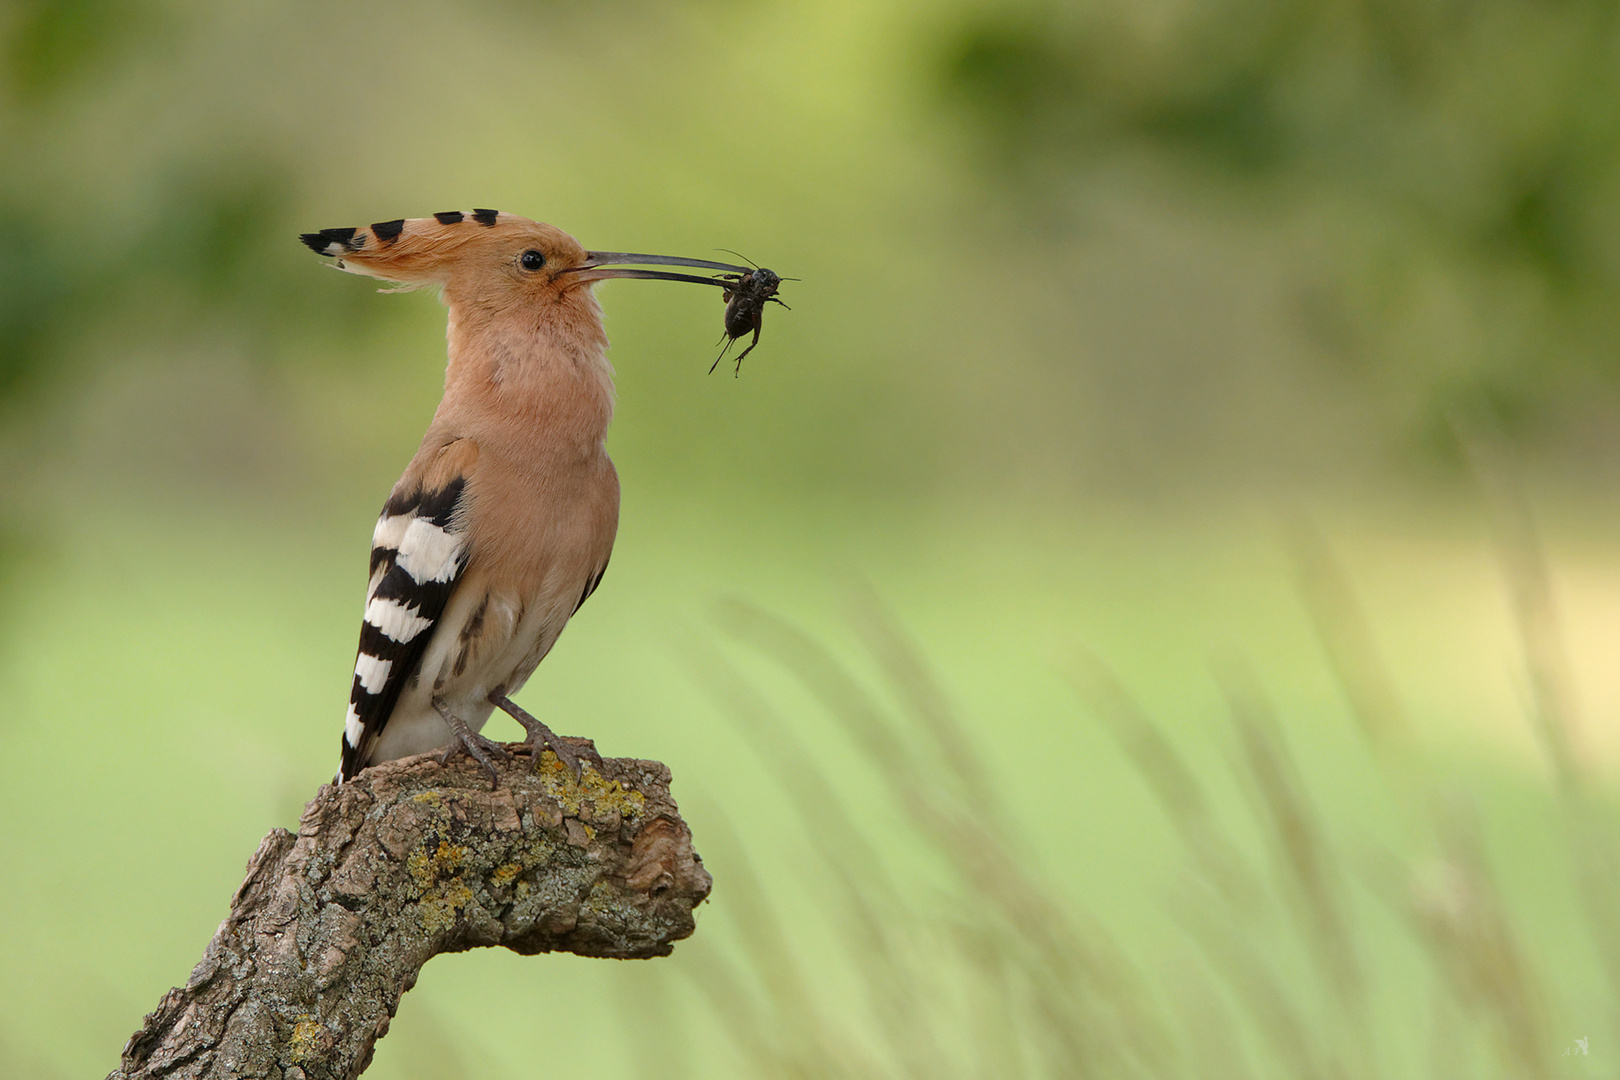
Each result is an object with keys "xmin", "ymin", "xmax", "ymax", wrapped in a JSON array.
[
  {"xmin": 1166, "ymin": 950, "xmax": 1257, "ymax": 1080},
  {"xmin": 714, "ymin": 597, "xmax": 914, "ymax": 783},
  {"xmin": 1382, "ymin": 797, "xmax": 1554, "ymax": 1078},
  {"xmin": 680, "ymin": 634, "xmax": 949, "ymax": 1077},
  {"xmin": 1067, "ymin": 647, "xmax": 1260, "ymax": 912},
  {"xmin": 684, "ymin": 810, "xmax": 859, "ymax": 1079},
  {"xmin": 1215, "ymin": 660, "xmax": 1371, "ymax": 1066},
  {"xmin": 1455, "ymin": 423, "xmax": 1581, "ymax": 792},
  {"xmin": 1281, "ymin": 511, "xmax": 1410, "ymax": 753},
  {"xmin": 1171, "ymin": 892, "xmax": 1335, "ymax": 1080},
  {"xmin": 846, "ymin": 580, "xmax": 1005, "ymax": 823},
  {"xmin": 714, "ymin": 599, "xmax": 1181, "ymax": 1080}
]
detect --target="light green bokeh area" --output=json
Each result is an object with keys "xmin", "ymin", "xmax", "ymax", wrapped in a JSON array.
[{"xmin": 2, "ymin": 1, "xmax": 1619, "ymax": 1076}]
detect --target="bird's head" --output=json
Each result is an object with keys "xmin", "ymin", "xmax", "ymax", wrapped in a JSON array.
[{"xmin": 299, "ymin": 210, "xmax": 748, "ymax": 312}]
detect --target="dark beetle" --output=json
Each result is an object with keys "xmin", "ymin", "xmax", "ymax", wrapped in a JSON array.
[{"xmin": 711, "ymin": 266, "xmax": 789, "ymax": 376}]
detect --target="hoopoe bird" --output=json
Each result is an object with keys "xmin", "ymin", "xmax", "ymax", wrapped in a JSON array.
[{"xmin": 301, "ymin": 210, "xmax": 754, "ymax": 784}]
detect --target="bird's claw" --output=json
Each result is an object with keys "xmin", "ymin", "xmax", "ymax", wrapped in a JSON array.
[
  {"xmin": 489, "ymin": 689, "xmax": 595, "ymax": 781},
  {"xmin": 435, "ymin": 701, "xmax": 510, "ymax": 789},
  {"xmin": 524, "ymin": 724, "xmax": 593, "ymax": 782}
]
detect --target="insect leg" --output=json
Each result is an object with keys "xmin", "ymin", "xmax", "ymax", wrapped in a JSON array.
[
  {"xmin": 710, "ymin": 336, "xmax": 736, "ymax": 375},
  {"xmin": 731, "ymin": 325, "xmax": 763, "ymax": 376}
]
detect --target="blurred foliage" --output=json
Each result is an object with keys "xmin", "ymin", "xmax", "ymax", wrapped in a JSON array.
[
  {"xmin": 0, "ymin": 156, "xmax": 387, "ymax": 406},
  {"xmin": 0, "ymin": 5, "xmax": 386, "ymax": 427},
  {"xmin": 3, "ymin": 0, "xmax": 163, "ymax": 100},
  {"xmin": 936, "ymin": 0, "xmax": 1620, "ymax": 460},
  {"xmin": 0, "ymin": 213, "xmax": 75, "ymax": 401},
  {"xmin": 7, "ymin": 0, "xmax": 1619, "ymax": 490},
  {"xmin": 127, "ymin": 162, "xmax": 388, "ymax": 355}
]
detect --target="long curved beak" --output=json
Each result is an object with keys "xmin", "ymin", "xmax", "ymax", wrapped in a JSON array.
[{"xmin": 563, "ymin": 251, "xmax": 750, "ymax": 287}]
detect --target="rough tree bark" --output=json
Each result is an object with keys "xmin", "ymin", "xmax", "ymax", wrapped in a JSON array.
[{"xmin": 109, "ymin": 744, "xmax": 711, "ymax": 1080}]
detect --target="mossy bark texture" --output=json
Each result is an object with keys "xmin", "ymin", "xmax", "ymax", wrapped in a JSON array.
[{"xmin": 110, "ymin": 746, "xmax": 711, "ymax": 1080}]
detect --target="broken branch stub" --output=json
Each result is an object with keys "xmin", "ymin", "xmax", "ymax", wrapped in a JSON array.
[{"xmin": 111, "ymin": 745, "xmax": 711, "ymax": 1080}]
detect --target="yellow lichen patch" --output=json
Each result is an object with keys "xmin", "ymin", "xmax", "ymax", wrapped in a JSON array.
[
  {"xmin": 417, "ymin": 879, "xmax": 474, "ymax": 934},
  {"xmin": 288, "ymin": 1016, "xmax": 330, "ymax": 1063},
  {"xmin": 490, "ymin": 861, "xmax": 523, "ymax": 887},
  {"xmin": 406, "ymin": 848, "xmax": 430, "ymax": 891},
  {"xmin": 407, "ymin": 839, "xmax": 470, "ymax": 890},
  {"xmin": 536, "ymin": 752, "xmax": 647, "ymax": 823},
  {"xmin": 407, "ymin": 839, "xmax": 474, "ymax": 933},
  {"xmin": 433, "ymin": 839, "xmax": 467, "ymax": 871}
]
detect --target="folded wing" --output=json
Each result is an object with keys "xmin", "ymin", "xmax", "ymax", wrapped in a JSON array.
[{"xmin": 339, "ymin": 474, "xmax": 471, "ymax": 780}]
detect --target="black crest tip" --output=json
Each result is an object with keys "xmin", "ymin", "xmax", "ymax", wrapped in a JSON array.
[
  {"xmin": 434, "ymin": 210, "xmax": 465, "ymax": 224},
  {"xmin": 299, "ymin": 226, "xmax": 362, "ymax": 256},
  {"xmin": 371, "ymin": 219, "xmax": 405, "ymax": 243},
  {"xmin": 471, "ymin": 208, "xmax": 499, "ymax": 226}
]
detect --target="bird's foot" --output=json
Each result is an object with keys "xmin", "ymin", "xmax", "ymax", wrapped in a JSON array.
[
  {"xmin": 489, "ymin": 690, "xmax": 597, "ymax": 781},
  {"xmin": 434, "ymin": 700, "xmax": 510, "ymax": 788}
]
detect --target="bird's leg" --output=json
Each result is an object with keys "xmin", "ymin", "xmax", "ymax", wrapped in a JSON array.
[
  {"xmin": 489, "ymin": 689, "xmax": 591, "ymax": 780},
  {"xmin": 434, "ymin": 698, "xmax": 510, "ymax": 788}
]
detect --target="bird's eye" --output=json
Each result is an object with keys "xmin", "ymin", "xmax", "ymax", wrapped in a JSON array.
[{"xmin": 520, "ymin": 250, "xmax": 546, "ymax": 271}]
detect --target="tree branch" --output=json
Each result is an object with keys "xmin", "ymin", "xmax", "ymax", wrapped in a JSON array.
[{"xmin": 109, "ymin": 745, "xmax": 711, "ymax": 1080}]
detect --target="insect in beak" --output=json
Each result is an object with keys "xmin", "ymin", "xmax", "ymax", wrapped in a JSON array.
[
  {"xmin": 564, "ymin": 250, "xmax": 793, "ymax": 374},
  {"xmin": 711, "ymin": 266, "xmax": 790, "ymax": 377}
]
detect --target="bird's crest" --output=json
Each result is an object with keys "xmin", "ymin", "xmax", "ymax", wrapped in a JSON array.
[{"xmin": 300, "ymin": 209, "xmax": 516, "ymax": 286}]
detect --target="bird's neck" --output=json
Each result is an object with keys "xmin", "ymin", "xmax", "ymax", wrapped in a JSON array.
[{"xmin": 439, "ymin": 290, "xmax": 615, "ymax": 449}]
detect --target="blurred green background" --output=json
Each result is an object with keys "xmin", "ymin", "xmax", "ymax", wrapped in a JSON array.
[{"xmin": 3, "ymin": 1, "xmax": 1620, "ymax": 1076}]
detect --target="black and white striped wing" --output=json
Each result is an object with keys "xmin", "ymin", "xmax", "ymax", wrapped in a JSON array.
[{"xmin": 339, "ymin": 477, "xmax": 470, "ymax": 780}]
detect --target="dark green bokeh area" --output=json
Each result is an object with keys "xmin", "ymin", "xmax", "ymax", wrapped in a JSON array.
[
  {"xmin": 3, "ymin": 2, "xmax": 1620, "ymax": 1077},
  {"xmin": 935, "ymin": 0, "xmax": 1620, "ymax": 468}
]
